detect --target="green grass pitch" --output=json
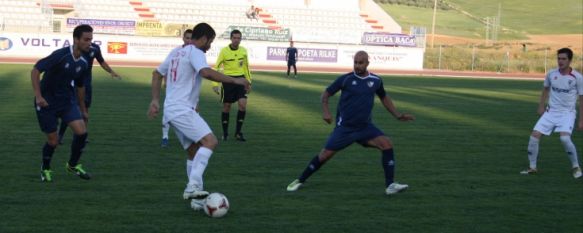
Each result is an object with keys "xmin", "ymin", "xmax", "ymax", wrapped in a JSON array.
[{"xmin": 0, "ymin": 64, "xmax": 581, "ymax": 232}]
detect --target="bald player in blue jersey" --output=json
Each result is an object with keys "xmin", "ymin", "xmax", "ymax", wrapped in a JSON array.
[
  {"xmin": 57, "ymin": 41, "xmax": 120, "ymax": 144},
  {"xmin": 286, "ymin": 51, "xmax": 415, "ymax": 195},
  {"xmin": 32, "ymin": 24, "xmax": 95, "ymax": 182}
]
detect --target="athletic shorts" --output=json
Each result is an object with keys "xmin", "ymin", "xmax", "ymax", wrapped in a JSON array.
[
  {"xmin": 168, "ymin": 109, "xmax": 213, "ymax": 150},
  {"xmin": 34, "ymin": 98, "xmax": 82, "ymax": 133},
  {"xmin": 533, "ymin": 110, "xmax": 576, "ymax": 135},
  {"xmin": 324, "ymin": 124, "xmax": 385, "ymax": 151},
  {"xmin": 221, "ymin": 75, "xmax": 247, "ymax": 103},
  {"xmin": 287, "ymin": 60, "xmax": 296, "ymax": 67}
]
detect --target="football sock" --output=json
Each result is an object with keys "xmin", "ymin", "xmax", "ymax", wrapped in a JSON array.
[
  {"xmin": 235, "ymin": 110, "xmax": 246, "ymax": 134},
  {"xmin": 287, "ymin": 66, "xmax": 291, "ymax": 76},
  {"xmin": 188, "ymin": 147, "xmax": 213, "ymax": 187},
  {"xmin": 58, "ymin": 120, "xmax": 67, "ymax": 140},
  {"xmin": 186, "ymin": 159, "xmax": 193, "ymax": 178},
  {"xmin": 68, "ymin": 133, "xmax": 88, "ymax": 167},
  {"xmin": 299, "ymin": 155, "xmax": 322, "ymax": 183},
  {"xmin": 42, "ymin": 143, "xmax": 56, "ymax": 170},
  {"xmin": 221, "ymin": 112, "xmax": 229, "ymax": 137},
  {"xmin": 382, "ymin": 149, "xmax": 395, "ymax": 187},
  {"xmin": 527, "ymin": 136, "xmax": 539, "ymax": 169},
  {"xmin": 162, "ymin": 123, "xmax": 169, "ymax": 139},
  {"xmin": 560, "ymin": 136, "xmax": 580, "ymax": 168}
]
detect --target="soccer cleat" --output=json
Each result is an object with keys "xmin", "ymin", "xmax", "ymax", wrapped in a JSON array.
[
  {"xmin": 41, "ymin": 169, "xmax": 53, "ymax": 182},
  {"xmin": 235, "ymin": 133, "xmax": 246, "ymax": 142},
  {"xmin": 190, "ymin": 199, "xmax": 205, "ymax": 211},
  {"xmin": 520, "ymin": 168, "xmax": 538, "ymax": 175},
  {"xmin": 385, "ymin": 182, "xmax": 408, "ymax": 195},
  {"xmin": 221, "ymin": 135, "xmax": 228, "ymax": 141},
  {"xmin": 183, "ymin": 184, "xmax": 209, "ymax": 200},
  {"xmin": 66, "ymin": 163, "xmax": 91, "ymax": 180},
  {"xmin": 286, "ymin": 179, "xmax": 303, "ymax": 191},
  {"xmin": 161, "ymin": 138, "xmax": 169, "ymax": 148},
  {"xmin": 573, "ymin": 167, "xmax": 582, "ymax": 179}
]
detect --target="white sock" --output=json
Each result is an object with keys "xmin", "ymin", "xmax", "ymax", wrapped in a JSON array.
[
  {"xmin": 527, "ymin": 136, "xmax": 540, "ymax": 169},
  {"xmin": 188, "ymin": 147, "xmax": 213, "ymax": 188},
  {"xmin": 560, "ymin": 136, "xmax": 580, "ymax": 168},
  {"xmin": 186, "ymin": 159, "xmax": 193, "ymax": 178},
  {"xmin": 162, "ymin": 123, "xmax": 169, "ymax": 139}
]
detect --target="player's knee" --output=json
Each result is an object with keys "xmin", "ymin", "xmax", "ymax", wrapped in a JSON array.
[
  {"xmin": 530, "ymin": 131, "xmax": 542, "ymax": 138},
  {"xmin": 200, "ymin": 134, "xmax": 218, "ymax": 150},
  {"xmin": 378, "ymin": 137, "xmax": 393, "ymax": 150},
  {"xmin": 559, "ymin": 135, "xmax": 572, "ymax": 145}
]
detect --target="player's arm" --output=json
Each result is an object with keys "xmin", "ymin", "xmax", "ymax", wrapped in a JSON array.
[
  {"xmin": 211, "ymin": 49, "xmax": 225, "ymax": 94},
  {"xmin": 321, "ymin": 91, "xmax": 332, "ymax": 124},
  {"xmin": 76, "ymin": 86, "xmax": 88, "ymax": 120},
  {"xmin": 537, "ymin": 87, "xmax": 550, "ymax": 115},
  {"xmin": 380, "ymin": 95, "xmax": 414, "ymax": 121},
  {"xmin": 578, "ymin": 95, "xmax": 583, "ymax": 130},
  {"xmin": 243, "ymin": 51, "xmax": 252, "ymax": 93},
  {"xmin": 285, "ymin": 49, "xmax": 289, "ymax": 62},
  {"xmin": 30, "ymin": 68, "xmax": 48, "ymax": 108},
  {"xmin": 99, "ymin": 61, "xmax": 121, "ymax": 79},
  {"xmin": 148, "ymin": 69, "xmax": 164, "ymax": 119},
  {"xmin": 200, "ymin": 67, "xmax": 249, "ymax": 91}
]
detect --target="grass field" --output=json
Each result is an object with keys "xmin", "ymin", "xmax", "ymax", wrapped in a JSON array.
[{"xmin": 1, "ymin": 64, "xmax": 582, "ymax": 233}]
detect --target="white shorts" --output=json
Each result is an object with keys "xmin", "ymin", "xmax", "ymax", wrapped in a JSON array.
[
  {"xmin": 533, "ymin": 111, "xmax": 576, "ymax": 135},
  {"xmin": 167, "ymin": 110, "xmax": 213, "ymax": 150}
]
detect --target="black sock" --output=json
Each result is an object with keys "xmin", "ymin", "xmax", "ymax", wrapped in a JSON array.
[
  {"xmin": 382, "ymin": 149, "xmax": 395, "ymax": 187},
  {"xmin": 42, "ymin": 143, "xmax": 56, "ymax": 170},
  {"xmin": 235, "ymin": 110, "xmax": 246, "ymax": 135},
  {"xmin": 299, "ymin": 155, "xmax": 323, "ymax": 183},
  {"xmin": 58, "ymin": 120, "xmax": 67, "ymax": 139},
  {"xmin": 69, "ymin": 133, "xmax": 88, "ymax": 167},
  {"xmin": 221, "ymin": 112, "xmax": 229, "ymax": 137}
]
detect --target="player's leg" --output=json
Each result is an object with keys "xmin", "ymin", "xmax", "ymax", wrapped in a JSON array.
[
  {"xmin": 35, "ymin": 100, "xmax": 59, "ymax": 182},
  {"xmin": 63, "ymin": 103, "xmax": 90, "ymax": 180},
  {"xmin": 57, "ymin": 119, "xmax": 67, "ymax": 145},
  {"xmin": 523, "ymin": 114, "xmax": 553, "ymax": 174},
  {"xmin": 365, "ymin": 135, "xmax": 407, "ymax": 194},
  {"xmin": 83, "ymin": 85, "xmax": 92, "ymax": 143},
  {"xmin": 556, "ymin": 112, "xmax": 581, "ymax": 178},
  {"xmin": 221, "ymin": 102, "xmax": 232, "ymax": 141},
  {"xmin": 161, "ymin": 122, "xmax": 170, "ymax": 147},
  {"xmin": 186, "ymin": 143, "xmax": 200, "ymax": 178},
  {"xmin": 292, "ymin": 63, "xmax": 297, "ymax": 77},
  {"xmin": 235, "ymin": 96, "xmax": 247, "ymax": 142},
  {"xmin": 287, "ymin": 62, "xmax": 292, "ymax": 77}
]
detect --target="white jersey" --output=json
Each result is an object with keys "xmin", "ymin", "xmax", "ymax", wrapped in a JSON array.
[
  {"xmin": 544, "ymin": 68, "xmax": 583, "ymax": 112},
  {"xmin": 157, "ymin": 45, "xmax": 209, "ymax": 123}
]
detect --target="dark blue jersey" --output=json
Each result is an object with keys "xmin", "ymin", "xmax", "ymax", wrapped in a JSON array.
[
  {"xmin": 326, "ymin": 72, "xmax": 386, "ymax": 128},
  {"xmin": 82, "ymin": 43, "xmax": 104, "ymax": 84},
  {"xmin": 286, "ymin": 47, "xmax": 298, "ymax": 61},
  {"xmin": 35, "ymin": 46, "xmax": 89, "ymax": 104}
]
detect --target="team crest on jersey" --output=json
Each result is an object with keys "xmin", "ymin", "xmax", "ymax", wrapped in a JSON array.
[
  {"xmin": 76, "ymin": 66, "xmax": 81, "ymax": 73},
  {"xmin": 554, "ymin": 76, "xmax": 557, "ymax": 80},
  {"xmin": 568, "ymin": 80, "xmax": 573, "ymax": 85},
  {"xmin": 352, "ymin": 80, "xmax": 357, "ymax": 85},
  {"xmin": 65, "ymin": 63, "xmax": 70, "ymax": 68},
  {"xmin": 89, "ymin": 51, "xmax": 95, "ymax": 57},
  {"xmin": 367, "ymin": 81, "xmax": 374, "ymax": 87}
]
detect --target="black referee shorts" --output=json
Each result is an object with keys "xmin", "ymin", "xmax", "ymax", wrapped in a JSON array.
[{"xmin": 221, "ymin": 75, "xmax": 247, "ymax": 103}]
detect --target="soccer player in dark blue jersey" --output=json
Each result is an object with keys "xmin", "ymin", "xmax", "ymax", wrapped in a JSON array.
[
  {"xmin": 32, "ymin": 24, "xmax": 95, "ymax": 182},
  {"xmin": 286, "ymin": 41, "xmax": 298, "ymax": 78},
  {"xmin": 286, "ymin": 51, "xmax": 415, "ymax": 195},
  {"xmin": 57, "ymin": 41, "xmax": 121, "ymax": 144}
]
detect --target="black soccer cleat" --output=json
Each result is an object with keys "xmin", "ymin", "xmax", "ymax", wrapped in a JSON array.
[
  {"xmin": 235, "ymin": 133, "xmax": 246, "ymax": 142},
  {"xmin": 66, "ymin": 163, "xmax": 91, "ymax": 180}
]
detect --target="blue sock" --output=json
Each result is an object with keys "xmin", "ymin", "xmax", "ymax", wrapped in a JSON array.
[
  {"xmin": 299, "ymin": 155, "xmax": 323, "ymax": 183},
  {"xmin": 42, "ymin": 143, "xmax": 56, "ymax": 170},
  {"xmin": 382, "ymin": 149, "xmax": 395, "ymax": 187},
  {"xmin": 69, "ymin": 133, "xmax": 88, "ymax": 167}
]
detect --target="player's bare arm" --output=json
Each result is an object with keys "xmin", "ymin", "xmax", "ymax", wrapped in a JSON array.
[
  {"xmin": 381, "ymin": 95, "xmax": 414, "ymax": 121},
  {"xmin": 76, "ymin": 86, "xmax": 89, "ymax": 120},
  {"xmin": 537, "ymin": 87, "xmax": 550, "ymax": 115},
  {"xmin": 148, "ymin": 69, "xmax": 163, "ymax": 119},
  {"xmin": 200, "ymin": 68, "xmax": 250, "ymax": 91},
  {"xmin": 99, "ymin": 61, "xmax": 121, "ymax": 79},
  {"xmin": 578, "ymin": 95, "xmax": 583, "ymax": 130},
  {"xmin": 30, "ymin": 68, "xmax": 48, "ymax": 108},
  {"xmin": 321, "ymin": 91, "xmax": 332, "ymax": 124}
]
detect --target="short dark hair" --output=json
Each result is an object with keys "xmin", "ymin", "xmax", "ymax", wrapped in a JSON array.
[
  {"xmin": 557, "ymin": 48, "xmax": 573, "ymax": 60},
  {"xmin": 73, "ymin": 24, "xmax": 93, "ymax": 39},
  {"xmin": 230, "ymin": 29, "xmax": 242, "ymax": 38},
  {"xmin": 183, "ymin": 29, "xmax": 193, "ymax": 36},
  {"xmin": 192, "ymin": 23, "xmax": 215, "ymax": 40}
]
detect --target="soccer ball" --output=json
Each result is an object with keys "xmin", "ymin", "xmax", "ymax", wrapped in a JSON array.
[{"xmin": 204, "ymin": 193, "xmax": 230, "ymax": 218}]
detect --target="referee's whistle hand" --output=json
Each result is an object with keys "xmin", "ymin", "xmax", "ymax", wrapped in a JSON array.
[{"xmin": 212, "ymin": 86, "xmax": 220, "ymax": 95}]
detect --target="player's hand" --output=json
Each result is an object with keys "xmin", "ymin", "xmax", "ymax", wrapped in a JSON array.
[
  {"xmin": 537, "ymin": 106, "xmax": 546, "ymax": 116},
  {"xmin": 82, "ymin": 110, "xmax": 89, "ymax": 121},
  {"xmin": 110, "ymin": 71, "xmax": 121, "ymax": 80},
  {"xmin": 148, "ymin": 101, "xmax": 159, "ymax": 119},
  {"xmin": 397, "ymin": 113, "xmax": 415, "ymax": 121},
  {"xmin": 323, "ymin": 112, "xmax": 332, "ymax": 124},
  {"xmin": 35, "ymin": 96, "xmax": 48, "ymax": 108},
  {"xmin": 234, "ymin": 78, "xmax": 251, "ymax": 93},
  {"xmin": 212, "ymin": 86, "xmax": 220, "ymax": 95}
]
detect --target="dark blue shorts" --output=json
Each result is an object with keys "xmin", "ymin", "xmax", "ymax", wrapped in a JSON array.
[
  {"xmin": 287, "ymin": 60, "xmax": 296, "ymax": 67},
  {"xmin": 324, "ymin": 124, "xmax": 385, "ymax": 151},
  {"xmin": 34, "ymin": 98, "xmax": 82, "ymax": 133}
]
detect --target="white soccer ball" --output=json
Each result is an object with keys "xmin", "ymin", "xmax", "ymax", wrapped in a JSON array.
[{"xmin": 204, "ymin": 193, "xmax": 230, "ymax": 218}]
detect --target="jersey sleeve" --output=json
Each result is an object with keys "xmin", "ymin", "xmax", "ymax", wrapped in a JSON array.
[
  {"xmin": 576, "ymin": 74, "xmax": 583, "ymax": 95},
  {"xmin": 74, "ymin": 65, "xmax": 89, "ymax": 88},
  {"xmin": 189, "ymin": 48, "xmax": 210, "ymax": 74},
  {"xmin": 376, "ymin": 79, "xmax": 387, "ymax": 98},
  {"xmin": 34, "ymin": 49, "xmax": 64, "ymax": 72},
  {"xmin": 326, "ymin": 75, "xmax": 345, "ymax": 95},
  {"xmin": 243, "ymin": 48, "xmax": 252, "ymax": 84},
  {"xmin": 543, "ymin": 72, "xmax": 551, "ymax": 87},
  {"xmin": 94, "ymin": 44, "xmax": 105, "ymax": 64}
]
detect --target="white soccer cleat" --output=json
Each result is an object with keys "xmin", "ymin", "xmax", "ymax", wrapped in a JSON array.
[
  {"xmin": 573, "ymin": 167, "xmax": 582, "ymax": 179},
  {"xmin": 286, "ymin": 179, "xmax": 303, "ymax": 191},
  {"xmin": 520, "ymin": 168, "xmax": 538, "ymax": 175},
  {"xmin": 190, "ymin": 199, "xmax": 205, "ymax": 211},
  {"xmin": 385, "ymin": 182, "xmax": 408, "ymax": 195},
  {"xmin": 183, "ymin": 184, "xmax": 209, "ymax": 200}
]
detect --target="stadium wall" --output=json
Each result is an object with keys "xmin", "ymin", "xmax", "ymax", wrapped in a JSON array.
[{"xmin": 0, "ymin": 32, "xmax": 424, "ymax": 70}]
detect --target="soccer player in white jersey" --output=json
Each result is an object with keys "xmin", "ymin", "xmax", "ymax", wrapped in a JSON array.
[
  {"xmin": 147, "ymin": 23, "xmax": 250, "ymax": 210},
  {"xmin": 521, "ymin": 48, "xmax": 583, "ymax": 179}
]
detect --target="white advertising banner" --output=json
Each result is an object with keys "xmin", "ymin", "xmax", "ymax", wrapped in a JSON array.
[{"xmin": 0, "ymin": 32, "xmax": 423, "ymax": 70}]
